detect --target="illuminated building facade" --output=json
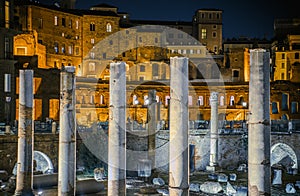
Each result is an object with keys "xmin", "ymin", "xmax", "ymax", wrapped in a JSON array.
[{"xmin": 0, "ymin": 1, "xmax": 299, "ymax": 125}]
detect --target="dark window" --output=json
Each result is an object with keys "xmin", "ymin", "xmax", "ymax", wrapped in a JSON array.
[
  {"xmin": 295, "ymin": 53, "xmax": 299, "ymax": 59},
  {"xmin": 102, "ymin": 53, "xmax": 106, "ymax": 59},
  {"xmin": 62, "ymin": 18, "xmax": 66, "ymax": 27},
  {"xmin": 54, "ymin": 42, "xmax": 59, "ymax": 53},
  {"xmin": 169, "ymin": 33, "xmax": 174, "ymax": 38},
  {"xmin": 272, "ymin": 102, "xmax": 278, "ymax": 114},
  {"xmin": 282, "ymin": 53, "xmax": 285, "ymax": 59},
  {"xmin": 38, "ymin": 18, "xmax": 43, "ymax": 29},
  {"xmin": 140, "ymin": 65, "xmax": 145, "ymax": 72},
  {"xmin": 291, "ymin": 102, "xmax": 298, "ymax": 114},
  {"xmin": 152, "ymin": 63, "xmax": 159, "ymax": 77},
  {"xmin": 90, "ymin": 23, "xmax": 95, "ymax": 31},
  {"xmin": 233, "ymin": 70, "xmax": 239, "ymax": 77},
  {"xmin": 281, "ymin": 93, "xmax": 288, "ymax": 111}
]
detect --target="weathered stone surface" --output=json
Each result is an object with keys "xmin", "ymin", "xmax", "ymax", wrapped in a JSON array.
[
  {"xmin": 272, "ymin": 169, "xmax": 282, "ymax": 185},
  {"xmin": 189, "ymin": 183, "xmax": 200, "ymax": 192},
  {"xmin": 152, "ymin": 177, "xmax": 165, "ymax": 186},
  {"xmin": 200, "ymin": 181, "xmax": 223, "ymax": 194},
  {"xmin": 226, "ymin": 182, "xmax": 237, "ymax": 195},
  {"xmin": 217, "ymin": 173, "xmax": 228, "ymax": 183},
  {"xmin": 0, "ymin": 170, "xmax": 9, "ymax": 181},
  {"xmin": 286, "ymin": 183, "xmax": 296, "ymax": 194},
  {"xmin": 229, "ymin": 173, "xmax": 237, "ymax": 181}
]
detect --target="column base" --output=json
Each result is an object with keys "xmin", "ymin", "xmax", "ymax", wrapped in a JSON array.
[{"xmin": 206, "ymin": 165, "xmax": 216, "ymax": 172}]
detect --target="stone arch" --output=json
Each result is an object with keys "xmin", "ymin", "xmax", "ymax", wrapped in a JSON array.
[
  {"xmin": 271, "ymin": 143, "xmax": 297, "ymax": 169},
  {"xmin": 13, "ymin": 150, "xmax": 54, "ymax": 175},
  {"xmin": 281, "ymin": 114, "xmax": 289, "ymax": 120}
]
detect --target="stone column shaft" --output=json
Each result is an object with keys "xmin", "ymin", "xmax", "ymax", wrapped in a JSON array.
[
  {"xmin": 58, "ymin": 66, "xmax": 76, "ymax": 196},
  {"xmin": 248, "ymin": 49, "xmax": 271, "ymax": 195},
  {"xmin": 169, "ymin": 57, "xmax": 189, "ymax": 196},
  {"xmin": 148, "ymin": 90, "xmax": 157, "ymax": 174},
  {"xmin": 15, "ymin": 70, "xmax": 34, "ymax": 196},
  {"xmin": 108, "ymin": 62, "xmax": 126, "ymax": 196},
  {"xmin": 208, "ymin": 92, "xmax": 218, "ymax": 169}
]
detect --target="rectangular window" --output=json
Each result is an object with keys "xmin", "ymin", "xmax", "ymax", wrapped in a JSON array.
[
  {"xmin": 61, "ymin": 44, "xmax": 65, "ymax": 53},
  {"xmin": 4, "ymin": 37, "xmax": 10, "ymax": 58},
  {"xmin": 91, "ymin": 38, "xmax": 94, "ymax": 44},
  {"xmin": 139, "ymin": 76, "xmax": 145, "ymax": 81},
  {"xmin": 90, "ymin": 52, "xmax": 95, "ymax": 59},
  {"xmin": 201, "ymin": 29, "xmax": 207, "ymax": 39},
  {"xmin": 281, "ymin": 63, "xmax": 285, "ymax": 69},
  {"xmin": 62, "ymin": 18, "xmax": 66, "ymax": 27},
  {"xmin": 282, "ymin": 93, "xmax": 288, "ymax": 111},
  {"xmin": 54, "ymin": 42, "xmax": 59, "ymax": 53},
  {"xmin": 75, "ymin": 46, "xmax": 79, "ymax": 55},
  {"xmin": 282, "ymin": 53, "xmax": 285, "ymax": 59},
  {"xmin": 75, "ymin": 20, "xmax": 79, "ymax": 29},
  {"xmin": 291, "ymin": 102, "xmax": 298, "ymax": 114},
  {"xmin": 140, "ymin": 65, "xmax": 145, "ymax": 72},
  {"xmin": 90, "ymin": 23, "xmax": 95, "ymax": 31},
  {"xmin": 178, "ymin": 34, "xmax": 183, "ymax": 38},
  {"xmin": 54, "ymin": 16, "xmax": 58, "ymax": 26},
  {"xmin": 212, "ymin": 32, "xmax": 217, "ymax": 38},
  {"xmin": 102, "ymin": 53, "xmax": 106, "ymax": 59},
  {"xmin": 68, "ymin": 45, "xmax": 73, "ymax": 55},
  {"xmin": 49, "ymin": 99, "xmax": 59, "ymax": 120},
  {"xmin": 69, "ymin": 19, "xmax": 72, "ymax": 28},
  {"xmin": 38, "ymin": 18, "xmax": 43, "ymax": 29},
  {"xmin": 281, "ymin": 73, "xmax": 285, "ymax": 80},
  {"xmin": 5, "ymin": 1, "xmax": 9, "ymax": 28},
  {"xmin": 295, "ymin": 53, "xmax": 299, "ymax": 59},
  {"xmin": 169, "ymin": 33, "xmax": 174, "ymax": 38}
]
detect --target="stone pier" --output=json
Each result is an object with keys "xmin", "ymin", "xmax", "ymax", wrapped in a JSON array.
[
  {"xmin": 108, "ymin": 62, "xmax": 126, "ymax": 196},
  {"xmin": 206, "ymin": 92, "xmax": 219, "ymax": 172},
  {"xmin": 169, "ymin": 57, "xmax": 189, "ymax": 196},
  {"xmin": 15, "ymin": 70, "xmax": 34, "ymax": 196},
  {"xmin": 58, "ymin": 66, "xmax": 76, "ymax": 196},
  {"xmin": 248, "ymin": 49, "xmax": 271, "ymax": 195}
]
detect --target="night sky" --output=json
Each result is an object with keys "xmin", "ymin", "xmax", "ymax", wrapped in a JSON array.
[{"xmin": 41, "ymin": 0, "xmax": 298, "ymax": 39}]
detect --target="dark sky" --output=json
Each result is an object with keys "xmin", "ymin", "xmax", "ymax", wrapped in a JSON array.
[{"xmin": 42, "ymin": 0, "xmax": 298, "ymax": 39}]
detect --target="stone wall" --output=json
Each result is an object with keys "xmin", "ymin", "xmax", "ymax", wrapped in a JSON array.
[{"xmin": 1, "ymin": 131, "xmax": 300, "ymax": 176}]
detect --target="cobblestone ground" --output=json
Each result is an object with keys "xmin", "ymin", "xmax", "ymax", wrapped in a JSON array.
[{"xmin": 1, "ymin": 170, "xmax": 299, "ymax": 195}]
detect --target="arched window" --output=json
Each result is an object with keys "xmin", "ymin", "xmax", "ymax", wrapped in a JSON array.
[
  {"xmin": 100, "ymin": 94, "xmax": 104, "ymax": 105},
  {"xmin": 133, "ymin": 95, "xmax": 138, "ymax": 105},
  {"xmin": 197, "ymin": 96, "xmax": 203, "ymax": 106},
  {"xmin": 165, "ymin": 96, "xmax": 170, "ymax": 106},
  {"xmin": 144, "ymin": 95, "xmax": 149, "ymax": 105},
  {"xmin": 220, "ymin": 95, "xmax": 225, "ymax": 106},
  {"xmin": 156, "ymin": 95, "xmax": 160, "ymax": 103},
  {"xmin": 106, "ymin": 23, "xmax": 112, "ymax": 32},
  {"xmin": 230, "ymin": 96, "xmax": 235, "ymax": 106}
]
